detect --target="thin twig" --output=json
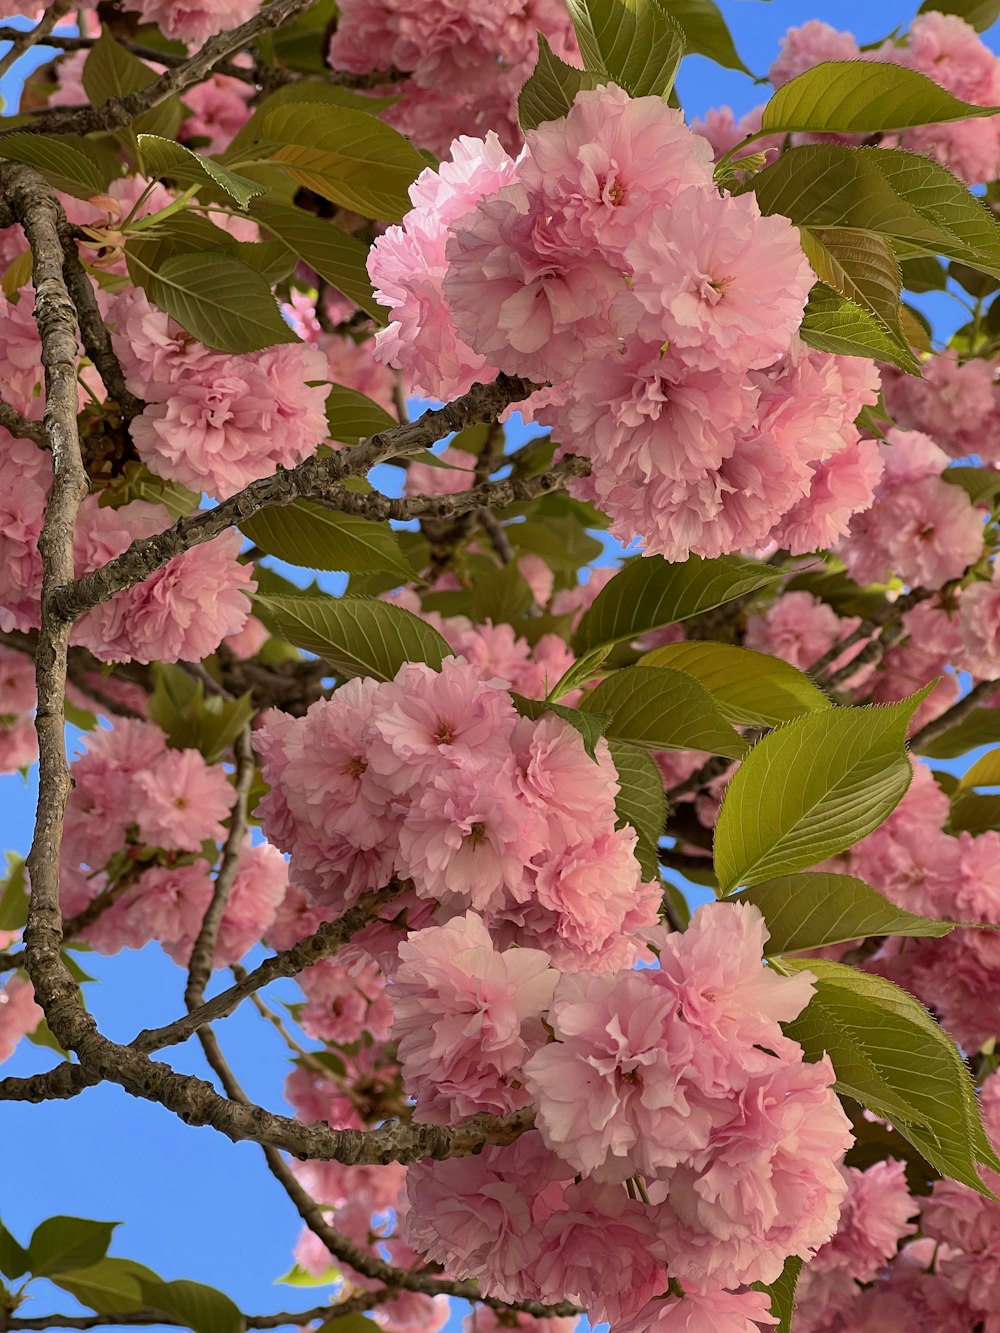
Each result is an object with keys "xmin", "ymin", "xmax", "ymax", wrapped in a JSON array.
[
  {"xmin": 0, "ymin": 398, "xmax": 46, "ymax": 445},
  {"xmin": 5, "ymin": 1292, "xmax": 384, "ymax": 1330},
  {"xmin": 910, "ymin": 676, "xmax": 1000, "ymax": 752},
  {"xmin": 0, "ymin": 0, "xmax": 71, "ymax": 80}
]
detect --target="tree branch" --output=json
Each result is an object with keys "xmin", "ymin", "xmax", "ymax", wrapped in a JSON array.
[
  {"xmin": 0, "ymin": 397, "xmax": 47, "ymax": 445},
  {"xmin": 184, "ymin": 728, "xmax": 254, "ymax": 1008},
  {"xmin": 53, "ymin": 375, "xmax": 536, "ymax": 623},
  {"xmin": 909, "ymin": 676, "xmax": 1000, "ymax": 752},
  {"xmin": 5, "ymin": 1291, "xmax": 384, "ymax": 1330},
  {"xmin": 0, "ymin": 0, "xmax": 71, "ymax": 80},
  {"xmin": 0, "ymin": 0, "xmax": 311, "ymax": 139}
]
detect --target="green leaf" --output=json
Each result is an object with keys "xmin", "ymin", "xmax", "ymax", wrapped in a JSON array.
[
  {"xmin": 519, "ymin": 35, "xmax": 596, "ymax": 130},
  {"xmin": 714, "ymin": 689, "xmax": 931, "ymax": 893},
  {"xmin": 147, "ymin": 665, "xmax": 255, "ymax": 765},
  {"xmin": 82, "ymin": 30, "xmax": 180, "ymax": 141},
  {"xmin": 470, "ymin": 562, "xmax": 535, "ymax": 627},
  {"xmin": 949, "ymin": 789, "xmax": 1000, "ymax": 834},
  {"xmin": 136, "ymin": 135, "xmax": 265, "ymax": 208},
  {"xmin": 568, "ymin": 0, "xmax": 686, "ymax": 98},
  {"xmin": 0, "ymin": 854, "xmax": 27, "ymax": 932},
  {"xmin": 511, "ymin": 693, "xmax": 611, "ymax": 760},
  {"xmin": 581, "ymin": 665, "xmax": 747, "ymax": 758},
  {"xmin": 943, "ymin": 465, "xmax": 1000, "ymax": 507},
  {"xmin": 899, "ymin": 253, "xmax": 948, "ymax": 291},
  {"xmin": 326, "ymin": 383, "xmax": 397, "ymax": 445},
  {"xmin": 254, "ymin": 594, "xmax": 449, "ymax": 681},
  {"xmin": 52, "ymin": 1259, "xmax": 160, "ymax": 1315},
  {"xmin": 242, "ymin": 501, "xmax": 416, "ymax": 581},
  {"xmin": 29, "ymin": 1217, "xmax": 119, "ymax": 1277},
  {"xmin": 783, "ymin": 959, "xmax": 1000, "ymax": 1194},
  {"xmin": 751, "ymin": 1255, "xmax": 802, "ymax": 1333},
  {"xmin": 761, "ymin": 60, "xmax": 1000, "ymax": 136},
  {"xmin": 141, "ymin": 1278, "xmax": 243, "ymax": 1333},
  {"xmin": 749, "ymin": 144, "xmax": 1000, "ymax": 280},
  {"xmin": 126, "ymin": 250, "xmax": 297, "ymax": 354},
  {"xmin": 609, "ymin": 739, "xmax": 667, "ymax": 878},
  {"xmin": 244, "ymin": 102, "xmax": 425, "ymax": 222},
  {"xmin": 572, "ymin": 555, "xmax": 780, "ymax": 655},
  {"xmin": 656, "ymin": 0, "xmax": 754, "ymax": 75},
  {"xmin": 99, "ymin": 462, "xmax": 199, "ymax": 521},
  {"xmin": 799, "ymin": 281, "xmax": 923, "ymax": 373},
  {"xmin": 0, "ymin": 1221, "xmax": 28, "ymax": 1280},
  {"xmin": 917, "ymin": 0, "xmax": 1000, "ymax": 33},
  {"xmin": 0, "ymin": 134, "xmax": 112, "ymax": 199},
  {"xmin": 276, "ymin": 1261, "xmax": 342, "ymax": 1288},
  {"xmin": 506, "ymin": 516, "xmax": 604, "ymax": 572},
  {"xmin": 916, "ymin": 706, "xmax": 1000, "ymax": 758},
  {"xmin": 731, "ymin": 871, "xmax": 955, "ymax": 954},
  {"xmin": 252, "ymin": 200, "xmax": 383, "ymax": 320},
  {"xmin": 638, "ymin": 641, "xmax": 831, "ymax": 727},
  {"xmin": 800, "ymin": 227, "xmax": 919, "ymax": 371},
  {"xmin": 957, "ymin": 746, "xmax": 1000, "ymax": 792}
]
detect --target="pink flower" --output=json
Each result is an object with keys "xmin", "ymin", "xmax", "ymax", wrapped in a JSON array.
[
  {"xmin": 745, "ymin": 591, "xmax": 854, "ymax": 671},
  {"xmin": 72, "ymin": 502, "xmax": 256, "ymax": 664},
  {"xmin": 533, "ymin": 1180, "xmax": 669, "ymax": 1322},
  {"xmin": 0, "ymin": 431, "xmax": 50, "ymax": 632},
  {"xmin": 882, "ymin": 352, "xmax": 999, "ymax": 462},
  {"xmin": 130, "ymin": 343, "xmax": 329, "ymax": 499},
  {"xmin": 444, "ymin": 183, "xmax": 627, "ymax": 383},
  {"xmin": 769, "ymin": 20, "xmax": 861, "ymax": 88},
  {"xmin": 299, "ymin": 954, "xmax": 392, "ymax": 1045},
  {"xmin": 463, "ymin": 1310, "xmax": 577, "ymax": 1333},
  {"xmin": 524, "ymin": 969, "xmax": 710, "ymax": 1182},
  {"xmin": 108, "ymin": 286, "xmax": 211, "ymax": 400},
  {"xmin": 660, "ymin": 1055, "xmax": 853, "ymax": 1288},
  {"xmin": 122, "ymin": 0, "xmax": 259, "ymax": 43},
  {"xmin": 389, "ymin": 911, "xmax": 557, "ymax": 1121},
  {"xmin": 368, "ymin": 133, "xmax": 516, "ymax": 399},
  {"xmin": 0, "ymin": 974, "xmax": 43, "ymax": 1063},
  {"xmin": 134, "ymin": 746, "xmax": 233, "ymax": 852},
  {"xmin": 626, "ymin": 187, "xmax": 814, "ymax": 373},
  {"xmin": 178, "ymin": 73, "xmax": 253, "ymax": 153},
  {"xmin": 404, "ymin": 1133, "xmax": 572, "ymax": 1304},
  {"xmin": 769, "ymin": 435, "xmax": 884, "ymax": 553},
  {"xmin": 616, "ymin": 1287, "xmax": 778, "ymax": 1333},
  {"xmin": 404, "ymin": 446, "xmax": 477, "ymax": 498},
  {"xmin": 812, "ymin": 1159, "xmax": 917, "ymax": 1282},
  {"xmin": 213, "ymin": 842, "xmax": 289, "ymax": 965},
  {"xmin": 367, "ymin": 657, "xmax": 518, "ymax": 793},
  {"xmin": 397, "ymin": 756, "xmax": 545, "ymax": 911},
  {"xmin": 121, "ymin": 861, "xmax": 214, "ymax": 962},
  {"xmin": 517, "ymin": 84, "xmax": 715, "ymax": 262},
  {"xmin": 959, "ymin": 564, "xmax": 1000, "ymax": 677}
]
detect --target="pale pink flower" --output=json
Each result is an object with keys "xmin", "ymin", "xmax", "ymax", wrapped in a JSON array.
[
  {"xmin": 404, "ymin": 447, "xmax": 477, "ymax": 498},
  {"xmin": 769, "ymin": 20, "xmax": 861, "ymax": 88},
  {"xmin": 524, "ymin": 969, "xmax": 710, "ymax": 1181},
  {"xmin": 769, "ymin": 435, "xmax": 884, "ymax": 553},
  {"xmin": 463, "ymin": 1309, "xmax": 577, "ymax": 1333},
  {"xmin": 122, "ymin": 0, "xmax": 258, "ymax": 44},
  {"xmin": 397, "ymin": 756, "xmax": 545, "ymax": 911},
  {"xmin": 134, "ymin": 747, "xmax": 233, "ymax": 852},
  {"xmin": 959, "ymin": 564, "xmax": 1000, "ymax": 677},
  {"xmin": 108, "ymin": 286, "xmax": 212, "ymax": 400},
  {"xmin": 517, "ymin": 84, "xmax": 715, "ymax": 261},
  {"xmin": 404, "ymin": 1134, "xmax": 572, "ymax": 1304},
  {"xmin": 130, "ymin": 343, "xmax": 329, "ymax": 499},
  {"xmin": 812, "ymin": 1159, "xmax": 917, "ymax": 1281},
  {"xmin": 223, "ymin": 614, "xmax": 269, "ymax": 659},
  {"xmin": 178, "ymin": 73, "xmax": 253, "ymax": 153},
  {"xmin": 123, "ymin": 861, "xmax": 214, "ymax": 962},
  {"xmin": 367, "ymin": 657, "xmax": 518, "ymax": 793},
  {"xmin": 284, "ymin": 1066, "xmax": 364, "ymax": 1130},
  {"xmin": 72, "ymin": 502, "xmax": 255, "ymax": 664},
  {"xmin": 617, "ymin": 1287, "xmax": 778, "ymax": 1333},
  {"xmin": 214, "ymin": 842, "xmax": 289, "ymax": 965},
  {"xmin": 299, "ymin": 953, "xmax": 392, "ymax": 1045},
  {"xmin": 745, "ymin": 591, "xmax": 853, "ymax": 671},
  {"xmin": 882, "ymin": 352, "xmax": 999, "ymax": 461},
  {"xmin": 368, "ymin": 133, "xmax": 516, "ymax": 399},
  {"xmin": 533, "ymin": 1180, "xmax": 669, "ymax": 1322},
  {"xmin": 626, "ymin": 187, "xmax": 814, "ymax": 373},
  {"xmin": 0, "ymin": 431, "xmax": 49, "ymax": 632},
  {"xmin": 691, "ymin": 104, "xmax": 780, "ymax": 166},
  {"xmin": 389, "ymin": 911, "xmax": 557, "ymax": 1121},
  {"xmin": 514, "ymin": 714, "xmax": 619, "ymax": 828},
  {"xmin": 320, "ymin": 330, "xmax": 397, "ymax": 412},
  {"xmin": 660, "ymin": 1055, "xmax": 853, "ymax": 1288},
  {"xmin": 0, "ymin": 974, "xmax": 42, "ymax": 1063}
]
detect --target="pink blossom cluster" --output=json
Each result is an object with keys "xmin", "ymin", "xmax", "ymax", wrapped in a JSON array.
[
  {"xmin": 769, "ymin": 13, "xmax": 1000, "ymax": 183},
  {"xmin": 882, "ymin": 352, "xmax": 1000, "ymax": 462},
  {"xmin": 402, "ymin": 903, "xmax": 851, "ymax": 1321},
  {"xmin": 799, "ymin": 1075, "xmax": 1000, "ymax": 1330},
  {"xmin": 0, "ymin": 973, "xmax": 43, "ymax": 1065},
  {"xmin": 109, "ymin": 288, "xmax": 330, "ymax": 500},
  {"xmin": 257, "ymin": 657, "xmax": 659, "ymax": 973},
  {"xmin": 0, "ymin": 646, "xmax": 38, "ymax": 775},
  {"xmin": 119, "ymin": 0, "xmax": 260, "ymax": 46},
  {"xmin": 328, "ymin": 0, "xmax": 578, "ymax": 157},
  {"xmin": 370, "ymin": 85, "xmax": 886, "ymax": 562},
  {"xmin": 57, "ymin": 719, "xmax": 286, "ymax": 961},
  {"xmin": 841, "ymin": 429, "xmax": 983, "ymax": 591}
]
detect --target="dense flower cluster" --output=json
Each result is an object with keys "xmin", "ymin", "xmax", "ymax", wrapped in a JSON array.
[
  {"xmin": 257, "ymin": 656, "xmax": 658, "ymax": 972},
  {"xmin": 328, "ymin": 0, "xmax": 578, "ymax": 156},
  {"xmin": 370, "ymin": 85, "xmax": 886, "ymax": 562}
]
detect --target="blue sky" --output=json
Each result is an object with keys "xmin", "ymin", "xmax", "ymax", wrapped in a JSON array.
[{"xmin": 1, "ymin": 3, "xmax": 998, "ymax": 1329}]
